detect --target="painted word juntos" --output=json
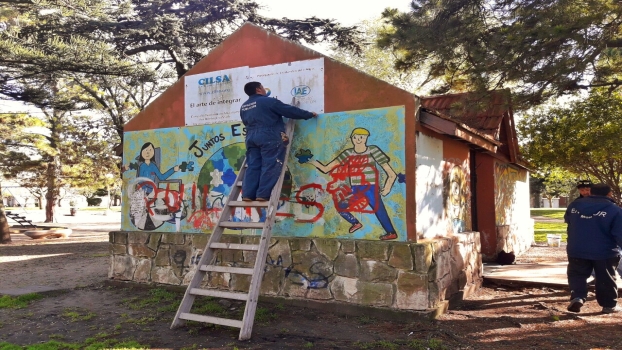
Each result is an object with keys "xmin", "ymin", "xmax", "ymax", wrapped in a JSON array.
[
  {"xmin": 189, "ymin": 134, "xmax": 225, "ymax": 157},
  {"xmin": 198, "ymin": 75, "xmax": 231, "ymax": 85}
]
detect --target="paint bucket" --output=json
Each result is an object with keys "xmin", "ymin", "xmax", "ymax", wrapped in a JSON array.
[{"xmin": 547, "ymin": 234, "xmax": 562, "ymax": 247}]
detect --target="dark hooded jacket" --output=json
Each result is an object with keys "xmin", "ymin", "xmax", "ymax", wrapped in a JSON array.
[
  {"xmin": 565, "ymin": 196, "xmax": 622, "ymax": 260},
  {"xmin": 239, "ymin": 94, "xmax": 314, "ymax": 133}
]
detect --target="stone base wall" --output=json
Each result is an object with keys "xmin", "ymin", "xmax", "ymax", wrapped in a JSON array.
[
  {"xmin": 109, "ymin": 231, "xmax": 482, "ymax": 312},
  {"xmin": 495, "ymin": 219, "xmax": 534, "ymax": 259}
]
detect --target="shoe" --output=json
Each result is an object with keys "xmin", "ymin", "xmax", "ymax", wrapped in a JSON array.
[
  {"xmin": 256, "ymin": 197, "xmax": 268, "ymax": 201},
  {"xmin": 242, "ymin": 198, "xmax": 254, "ymax": 202},
  {"xmin": 348, "ymin": 223, "xmax": 363, "ymax": 233},
  {"xmin": 380, "ymin": 232, "xmax": 398, "ymax": 240},
  {"xmin": 567, "ymin": 298, "xmax": 584, "ymax": 313},
  {"xmin": 602, "ymin": 306, "xmax": 622, "ymax": 314}
]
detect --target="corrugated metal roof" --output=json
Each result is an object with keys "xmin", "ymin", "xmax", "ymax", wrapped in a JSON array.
[{"xmin": 420, "ymin": 90, "xmax": 512, "ymax": 137}]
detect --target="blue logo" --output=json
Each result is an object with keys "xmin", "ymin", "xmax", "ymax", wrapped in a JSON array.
[
  {"xmin": 265, "ymin": 88, "xmax": 272, "ymax": 97},
  {"xmin": 198, "ymin": 75, "xmax": 231, "ymax": 86},
  {"xmin": 291, "ymin": 85, "xmax": 311, "ymax": 97}
]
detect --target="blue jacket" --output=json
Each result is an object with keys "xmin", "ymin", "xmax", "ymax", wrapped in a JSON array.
[
  {"xmin": 565, "ymin": 196, "xmax": 622, "ymax": 260},
  {"xmin": 239, "ymin": 94, "xmax": 314, "ymax": 133}
]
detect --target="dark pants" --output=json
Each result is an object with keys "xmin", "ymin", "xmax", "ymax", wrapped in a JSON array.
[
  {"xmin": 243, "ymin": 128, "xmax": 287, "ymax": 200},
  {"xmin": 567, "ymin": 256, "xmax": 620, "ymax": 307}
]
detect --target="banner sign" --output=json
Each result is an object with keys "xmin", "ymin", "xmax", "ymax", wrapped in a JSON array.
[{"xmin": 184, "ymin": 58, "xmax": 324, "ymax": 126}]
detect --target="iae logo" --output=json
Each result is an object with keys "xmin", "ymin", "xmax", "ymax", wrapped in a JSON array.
[
  {"xmin": 198, "ymin": 75, "xmax": 231, "ymax": 86},
  {"xmin": 291, "ymin": 85, "xmax": 311, "ymax": 97}
]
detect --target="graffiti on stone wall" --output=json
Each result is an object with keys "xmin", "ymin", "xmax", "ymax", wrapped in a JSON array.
[
  {"xmin": 494, "ymin": 162, "xmax": 524, "ymax": 226},
  {"xmin": 122, "ymin": 106, "xmax": 406, "ymax": 241},
  {"xmin": 443, "ymin": 161, "xmax": 470, "ymax": 234},
  {"xmin": 265, "ymin": 254, "xmax": 333, "ymax": 289}
]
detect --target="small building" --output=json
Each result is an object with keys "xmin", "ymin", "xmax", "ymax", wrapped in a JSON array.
[{"xmin": 110, "ymin": 23, "xmax": 532, "ymax": 314}]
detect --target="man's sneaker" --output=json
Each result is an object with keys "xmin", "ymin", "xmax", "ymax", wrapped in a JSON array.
[
  {"xmin": 567, "ymin": 298, "xmax": 584, "ymax": 313},
  {"xmin": 602, "ymin": 306, "xmax": 622, "ymax": 314}
]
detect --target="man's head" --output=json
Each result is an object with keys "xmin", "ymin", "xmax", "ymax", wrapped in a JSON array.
[
  {"xmin": 590, "ymin": 183, "xmax": 611, "ymax": 197},
  {"xmin": 244, "ymin": 82, "xmax": 266, "ymax": 96},
  {"xmin": 577, "ymin": 180, "xmax": 592, "ymax": 197},
  {"xmin": 350, "ymin": 128, "xmax": 370, "ymax": 146}
]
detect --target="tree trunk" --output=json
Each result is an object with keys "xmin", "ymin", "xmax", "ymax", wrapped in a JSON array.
[
  {"xmin": 0, "ymin": 182, "xmax": 12, "ymax": 244},
  {"xmin": 44, "ymin": 156, "xmax": 60, "ymax": 223}
]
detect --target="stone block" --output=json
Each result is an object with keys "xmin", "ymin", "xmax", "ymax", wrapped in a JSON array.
[
  {"xmin": 282, "ymin": 278, "xmax": 308, "ymax": 298},
  {"xmin": 313, "ymin": 239, "xmax": 340, "ymax": 260},
  {"xmin": 360, "ymin": 261, "xmax": 397, "ymax": 283},
  {"xmin": 341, "ymin": 240, "xmax": 356, "ymax": 253},
  {"xmin": 260, "ymin": 267, "xmax": 284, "ymax": 296},
  {"xmin": 111, "ymin": 244, "xmax": 126, "ymax": 255},
  {"xmin": 412, "ymin": 243, "xmax": 433, "ymax": 273},
  {"xmin": 289, "ymin": 238, "xmax": 312, "ymax": 251},
  {"xmin": 110, "ymin": 255, "xmax": 135, "ymax": 280},
  {"xmin": 288, "ymin": 249, "xmax": 333, "ymax": 288},
  {"xmin": 114, "ymin": 232, "xmax": 128, "ymax": 245},
  {"xmin": 267, "ymin": 239, "xmax": 292, "ymax": 268},
  {"xmin": 109, "ymin": 232, "xmax": 114, "ymax": 243},
  {"xmin": 170, "ymin": 245, "xmax": 194, "ymax": 278},
  {"xmin": 433, "ymin": 238, "xmax": 452, "ymax": 258},
  {"xmin": 388, "ymin": 244, "xmax": 414, "ymax": 270},
  {"xmin": 128, "ymin": 232, "xmax": 150, "ymax": 244},
  {"xmin": 191, "ymin": 234, "xmax": 210, "ymax": 249},
  {"xmin": 151, "ymin": 266, "xmax": 181, "ymax": 285},
  {"xmin": 147, "ymin": 233, "xmax": 162, "ymax": 251},
  {"xmin": 128, "ymin": 244, "xmax": 156, "ymax": 258},
  {"xmin": 306, "ymin": 287, "xmax": 333, "ymax": 300},
  {"xmin": 230, "ymin": 274, "xmax": 251, "ymax": 292},
  {"xmin": 330, "ymin": 276, "xmax": 393, "ymax": 307},
  {"xmin": 428, "ymin": 281, "xmax": 441, "ymax": 308},
  {"xmin": 155, "ymin": 247, "xmax": 171, "ymax": 267},
  {"xmin": 220, "ymin": 234, "xmax": 242, "ymax": 244},
  {"xmin": 395, "ymin": 271, "xmax": 429, "ymax": 310},
  {"xmin": 207, "ymin": 271, "xmax": 230, "ymax": 289},
  {"xmin": 134, "ymin": 259, "xmax": 152, "ymax": 283},
  {"xmin": 334, "ymin": 252, "xmax": 359, "ymax": 278},
  {"xmin": 357, "ymin": 241, "xmax": 389, "ymax": 260},
  {"xmin": 161, "ymin": 233, "xmax": 185, "ymax": 245}
]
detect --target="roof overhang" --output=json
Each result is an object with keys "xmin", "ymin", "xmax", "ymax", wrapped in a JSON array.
[{"xmin": 419, "ymin": 109, "xmax": 501, "ymax": 153}]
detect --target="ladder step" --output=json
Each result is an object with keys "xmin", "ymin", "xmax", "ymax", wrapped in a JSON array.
[
  {"xmin": 209, "ymin": 243, "xmax": 260, "ymax": 251},
  {"xmin": 200, "ymin": 265, "xmax": 254, "ymax": 275},
  {"xmin": 179, "ymin": 313, "xmax": 243, "ymax": 328},
  {"xmin": 236, "ymin": 181, "xmax": 243, "ymax": 186},
  {"xmin": 219, "ymin": 222, "xmax": 264, "ymax": 229},
  {"xmin": 189, "ymin": 288, "xmax": 249, "ymax": 301},
  {"xmin": 228, "ymin": 201, "xmax": 269, "ymax": 207}
]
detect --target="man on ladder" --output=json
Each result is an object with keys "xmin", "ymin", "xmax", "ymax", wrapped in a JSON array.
[
  {"xmin": 239, "ymin": 82, "xmax": 317, "ymax": 201},
  {"xmin": 171, "ymin": 81, "xmax": 318, "ymax": 340}
]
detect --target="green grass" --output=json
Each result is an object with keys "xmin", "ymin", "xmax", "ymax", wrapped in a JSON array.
[
  {"xmin": 0, "ymin": 294, "xmax": 43, "ymax": 309},
  {"xmin": 62, "ymin": 309, "xmax": 96, "ymax": 322},
  {"xmin": 0, "ymin": 339, "xmax": 148, "ymax": 350},
  {"xmin": 530, "ymin": 208, "xmax": 565, "ymax": 219},
  {"xmin": 534, "ymin": 221, "xmax": 567, "ymax": 243},
  {"xmin": 124, "ymin": 288, "xmax": 179, "ymax": 311}
]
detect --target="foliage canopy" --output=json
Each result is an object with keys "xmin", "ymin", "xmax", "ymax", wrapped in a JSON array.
[{"xmin": 380, "ymin": 0, "xmax": 622, "ymax": 109}]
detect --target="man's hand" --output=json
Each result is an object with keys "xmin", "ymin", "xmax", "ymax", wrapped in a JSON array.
[
  {"xmin": 174, "ymin": 165, "xmax": 180, "ymax": 172},
  {"xmin": 312, "ymin": 112, "xmax": 318, "ymax": 117}
]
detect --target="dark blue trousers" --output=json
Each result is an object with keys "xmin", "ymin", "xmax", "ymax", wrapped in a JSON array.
[
  {"xmin": 243, "ymin": 128, "xmax": 286, "ymax": 200},
  {"xmin": 568, "ymin": 256, "xmax": 620, "ymax": 307}
]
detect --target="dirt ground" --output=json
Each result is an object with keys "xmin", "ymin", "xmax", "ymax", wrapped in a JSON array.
[{"xmin": 2, "ymin": 225, "xmax": 622, "ymax": 349}]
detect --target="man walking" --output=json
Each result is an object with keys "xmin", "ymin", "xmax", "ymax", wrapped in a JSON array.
[
  {"xmin": 239, "ymin": 82, "xmax": 316, "ymax": 201},
  {"xmin": 565, "ymin": 183, "xmax": 622, "ymax": 313}
]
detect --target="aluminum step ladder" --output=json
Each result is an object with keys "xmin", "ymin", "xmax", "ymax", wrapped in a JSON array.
[
  {"xmin": 5, "ymin": 211, "xmax": 36, "ymax": 228},
  {"xmin": 171, "ymin": 119, "xmax": 295, "ymax": 340}
]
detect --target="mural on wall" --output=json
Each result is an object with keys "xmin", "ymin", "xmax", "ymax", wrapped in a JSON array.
[
  {"xmin": 122, "ymin": 106, "xmax": 407, "ymax": 241},
  {"xmin": 415, "ymin": 133, "xmax": 471, "ymax": 238},
  {"xmin": 494, "ymin": 162, "xmax": 528, "ymax": 226},
  {"xmin": 442, "ymin": 160, "xmax": 470, "ymax": 234}
]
